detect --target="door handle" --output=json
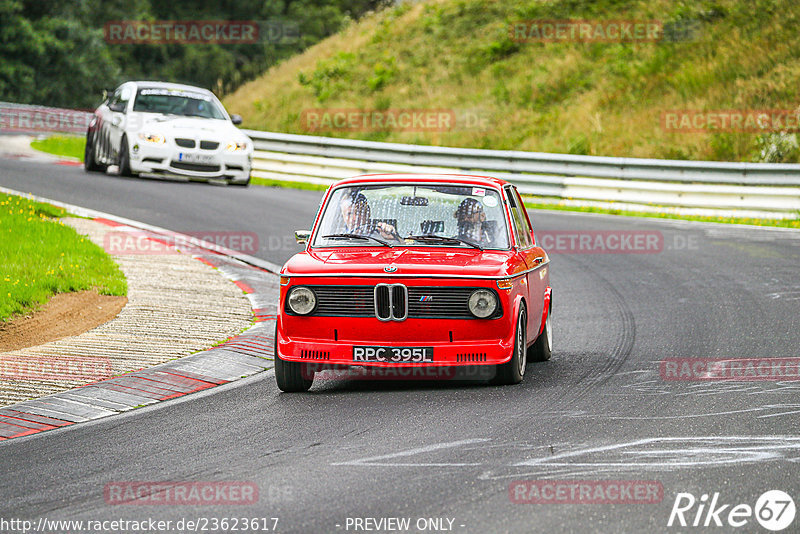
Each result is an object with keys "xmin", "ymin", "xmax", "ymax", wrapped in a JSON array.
[{"xmin": 533, "ymin": 257, "xmax": 544, "ymax": 264}]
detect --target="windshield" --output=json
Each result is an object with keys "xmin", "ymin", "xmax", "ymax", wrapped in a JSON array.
[
  {"xmin": 132, "ymin": 88, "xmax": 227, "ymax": 119},
  {"xmin": 312, "ymin": 183, "xmax": 510, "ymax": 249}
]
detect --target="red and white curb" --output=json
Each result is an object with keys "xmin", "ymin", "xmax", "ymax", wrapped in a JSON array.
[{"xmin": 0, "ymin": 187, "xmax": 281, "ymax": 442}]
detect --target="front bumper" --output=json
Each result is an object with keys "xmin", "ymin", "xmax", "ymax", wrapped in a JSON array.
[
  {"xmin": 276, "ymin": 318, "xmax": 516, "ymax": 367},
  {"xmin": 129, "ymin": 141, "xmax": 251, "ymax": 183}
]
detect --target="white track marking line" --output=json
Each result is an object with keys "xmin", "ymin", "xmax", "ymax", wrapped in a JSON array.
[{"xmin": 332, "ymin": 438, "xmax": 490, "ymax": 466}]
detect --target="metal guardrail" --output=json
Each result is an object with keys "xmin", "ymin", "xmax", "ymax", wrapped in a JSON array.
[
  {"xmin": 243, "ymin": 129, "xmax": 800, "ymax": 218},
  {"xmin": 0, "ymin": 101, "xmax": 93, "ymax": 135},
  {"xmin": 0, "ymin": 99, "xmax": 796, "ymax": 218}
]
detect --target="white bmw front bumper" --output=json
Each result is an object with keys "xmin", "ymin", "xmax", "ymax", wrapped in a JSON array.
[{"xmin": 128, "ymin": 137, "xmax": 251, "ymax": 184}]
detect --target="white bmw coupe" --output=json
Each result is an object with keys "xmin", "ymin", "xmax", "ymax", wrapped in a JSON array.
[{"xmin": 85, "ymin": 81, "xmax": 252, "ymax": 186}]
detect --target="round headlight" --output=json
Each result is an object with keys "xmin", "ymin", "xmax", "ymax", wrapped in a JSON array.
[
  {"xmin": 468, "ymin": 289, "xmax": 497, "ymax": 318},
  {"xmin": 287, "ymin": 286, "xmax": 316, "ymax": 315}
]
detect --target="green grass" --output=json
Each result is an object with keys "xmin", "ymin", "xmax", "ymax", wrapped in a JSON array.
[
  {"xmin": 251, "ymin": 176, "xmax": 331, "ymax": 191},
  {"xmin": 522, "ymin": 198, "xmax": 800, "ymax": 229},
  {"xmin": 30, "ymin": 135, "xmax": 85, "ymax": 161},
  {"xmin": 225, "ymin": 0, "xmax": 800, "ymax": 163},
  {"xmin": 0, "ymin": 194, "xmax": 127, "ymax": 321}
]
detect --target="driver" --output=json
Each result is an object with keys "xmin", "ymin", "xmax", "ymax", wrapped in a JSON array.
[{"xmin": 339, "ymin": 193, "xmax": 399, "ymax": 241}]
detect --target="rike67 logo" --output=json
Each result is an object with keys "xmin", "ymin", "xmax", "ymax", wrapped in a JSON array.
[{"xmin": 668, "ymin": 490, "xmax": 796, "ymax": 531}]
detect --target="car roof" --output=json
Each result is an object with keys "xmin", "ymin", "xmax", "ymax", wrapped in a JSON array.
[
  {"xmin": 334, "ymin": 173, "xmax": 510, "ymax": 189},
  {"xmin": 126, "ymin": 81, "xmax": 215, "ymax": 95}
]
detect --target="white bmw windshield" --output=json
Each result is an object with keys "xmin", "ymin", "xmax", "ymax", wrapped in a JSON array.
[
  {"xmin": 312, "ymin": 184, "xmax": 510, "ymax": 249},
  {"xmin": 132, "ymin": 88, "xmax": 227, "ymax": 119}
]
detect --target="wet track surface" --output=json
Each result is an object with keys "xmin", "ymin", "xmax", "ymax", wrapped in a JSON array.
[{"xmin": 1, "ymin": 158, "xmax": 799, "ymax": 533}]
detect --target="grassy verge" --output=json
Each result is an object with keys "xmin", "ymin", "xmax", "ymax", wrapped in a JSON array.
[
  {"xmin": 226, "ymin": 0, "xmax": 800, "ymax": 164},
  {"xmin": 522, "ymin": 199, "xmax": 800, "ymax": 229},
  {"xmin": 0, "ymin": 194, "xmax": 127, "ymax": 321},
  {"xmin": 30, "ymin": 135, "xmax": 85, "ymax": 161},
  {"xmin": 251, "ymin": 176, "xmax": 330, "ymax": 191}
]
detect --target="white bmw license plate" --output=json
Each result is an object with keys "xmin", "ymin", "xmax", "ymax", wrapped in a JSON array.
[
  {"xmin": 352, "ymin": 346, "xmax": 434, "ymax": 363},
  {"xmin": 178, "ymin": 152, "xmax": 218, "ymax": 164}
]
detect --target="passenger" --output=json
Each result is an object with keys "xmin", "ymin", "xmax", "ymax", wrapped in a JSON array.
[{"xmin": 455, "ymin": 197, "xmax": 494, "ymax": 246}]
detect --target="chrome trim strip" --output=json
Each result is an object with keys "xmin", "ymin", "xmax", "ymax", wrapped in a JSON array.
[
  {"xmin": 373, "ymin": 283, "xmax": 408, "ymax": 321},
  {"xmin": 284, "ymin": 261, "xmax": 549, "ymax": 280}
]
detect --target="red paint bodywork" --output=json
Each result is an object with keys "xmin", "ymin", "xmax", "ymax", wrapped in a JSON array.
[{"xmin": 277, "ymin": 174, "xmax": 551, "ymax": 369}]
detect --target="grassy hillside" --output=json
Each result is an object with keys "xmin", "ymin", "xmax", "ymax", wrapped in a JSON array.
[{"xmin": 225, "ymin": 0, "xmax": 800, "ymax": 162}]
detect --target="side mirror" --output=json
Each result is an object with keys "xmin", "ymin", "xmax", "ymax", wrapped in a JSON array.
[
  {"xmin": 231, "ymin": 114, "xmax": 243, "ymax": 125},
  {"xmin": 295, "ymin": 230, "xmax": 311, "ymax": 244}
]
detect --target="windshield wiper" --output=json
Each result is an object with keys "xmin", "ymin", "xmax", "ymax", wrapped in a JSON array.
[
  {"xmin": 404, "ymin": 234, "xmax": 483, "ymax": 250},
  {"xmin": 320, "ymin": 233, "xmax": 393, "ymax": 247}
]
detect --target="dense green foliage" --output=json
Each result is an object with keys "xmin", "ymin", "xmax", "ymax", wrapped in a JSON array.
[{"xmin": 0, "ymin": 0, "xmax": 381, "ymax": 109}]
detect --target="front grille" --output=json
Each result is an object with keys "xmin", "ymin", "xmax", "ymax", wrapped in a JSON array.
[
  {"xmin": 375, "ymin": 285, "xmax": 391, "ymax": 320},
  {"xmin": 311, "ymin": 286, "xmax": 374, "ymax": 317},
  {"xmin": 373, "ymin": 284, "xmax": 407, "ymax": 321},
  {"xmin": 295, "ymin": 285, "xmax": 501, "ymax": 320},
  {"xmin": 170, "ymin": 161, "xmax": 221, "ymax": 172},
  {"xmin": 408, "ymin": 287, "xmax": 494, "ymax": 319},
  {"xmin": 200, "ymin": 140, "xmax": 219, "ymax": 150},
  {"xmin": 175, "ymin": 138, "xmax": 195, "ymax": 148},
  {"xmin": 392, "ymin": 285, "xmax": 406, "ymax": 319}
]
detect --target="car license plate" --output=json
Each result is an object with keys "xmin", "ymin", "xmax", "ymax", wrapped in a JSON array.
[
  {"xmin": 178, "ymin": 152, "xmax": 217, "ymax": 164},
  {"xmin": 353, "ymin": 346, "xmax": 434, "ymax": 363}
]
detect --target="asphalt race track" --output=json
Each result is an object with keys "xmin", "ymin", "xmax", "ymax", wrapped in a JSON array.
[{"xmin": 2, "ymin": 158, "xmax": 800, "ymax": 533}]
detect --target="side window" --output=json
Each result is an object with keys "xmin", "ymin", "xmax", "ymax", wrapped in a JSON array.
[
  {"xmin": 511, "ymin": 187, "xmax": 535, "ymax": 245},
  {"xmin": 109, "ymin": 86, "xmax": 131, "ymax": 113},
  {"xmin": 505, "ymin": 187, "xmax": 533, "ymax": 248},
  {"xmin": 108, "ymin": 89, "xmax": 123, "ymax": 111}
]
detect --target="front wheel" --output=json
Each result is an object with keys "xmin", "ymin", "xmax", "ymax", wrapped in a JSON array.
[
  {"xmin": 274, "ymin": 327, "xmax": 313, "ymax": 392},
  {"xmin": 528, "ymin": 305, "xmax": 552, "ymax": 362},
  {"xmin": 493, "ymin": 307, "xmax": 527, "ymax": 385},
  {"xmin": 84, "ymin": 134, "xmax": 107, "ymax": 172},
  {"xmin": 118, "ymin": 136, "xmax": 134, "ymax": 177}
]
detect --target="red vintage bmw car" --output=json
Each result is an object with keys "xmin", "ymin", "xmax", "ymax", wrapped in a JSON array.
[{"xmin": 275, "ymin": 174, "xmax": 552, "ymax": 392}]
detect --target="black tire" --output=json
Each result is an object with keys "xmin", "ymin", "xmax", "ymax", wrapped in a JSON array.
[
  {"xmin": 528, "ymin": 304, "xmax": 552, "ymax": 362},
  {"xmin": 84, "ymin": 133, "xmax": 107, "ymax": 172},
  {"xmin": 492, "ymin": 307, "xmax": 527, "ymax": 385},
  {"xmin": 274, "ymin": 325, "xmax": 313, "ymax": 392},
  {"xmin": 118, "ymin": 136, "xmax": 134, "ymax": 177}
]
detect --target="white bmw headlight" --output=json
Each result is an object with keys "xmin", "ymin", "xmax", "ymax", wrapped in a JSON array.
[
  {"xmin": 225, "ymin": 141, "xmax": 248, "ymax": 152},
  {"xmin": 468, "ymin": 289, "xmax": 498, "ymax": 318},
  {"xmin": 287, "ymin": 286, "xmax": 316, "ymax": 315},
  {"xmin": 137, "ymin": 132, "xmax": 165, "ymax": 144}
]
